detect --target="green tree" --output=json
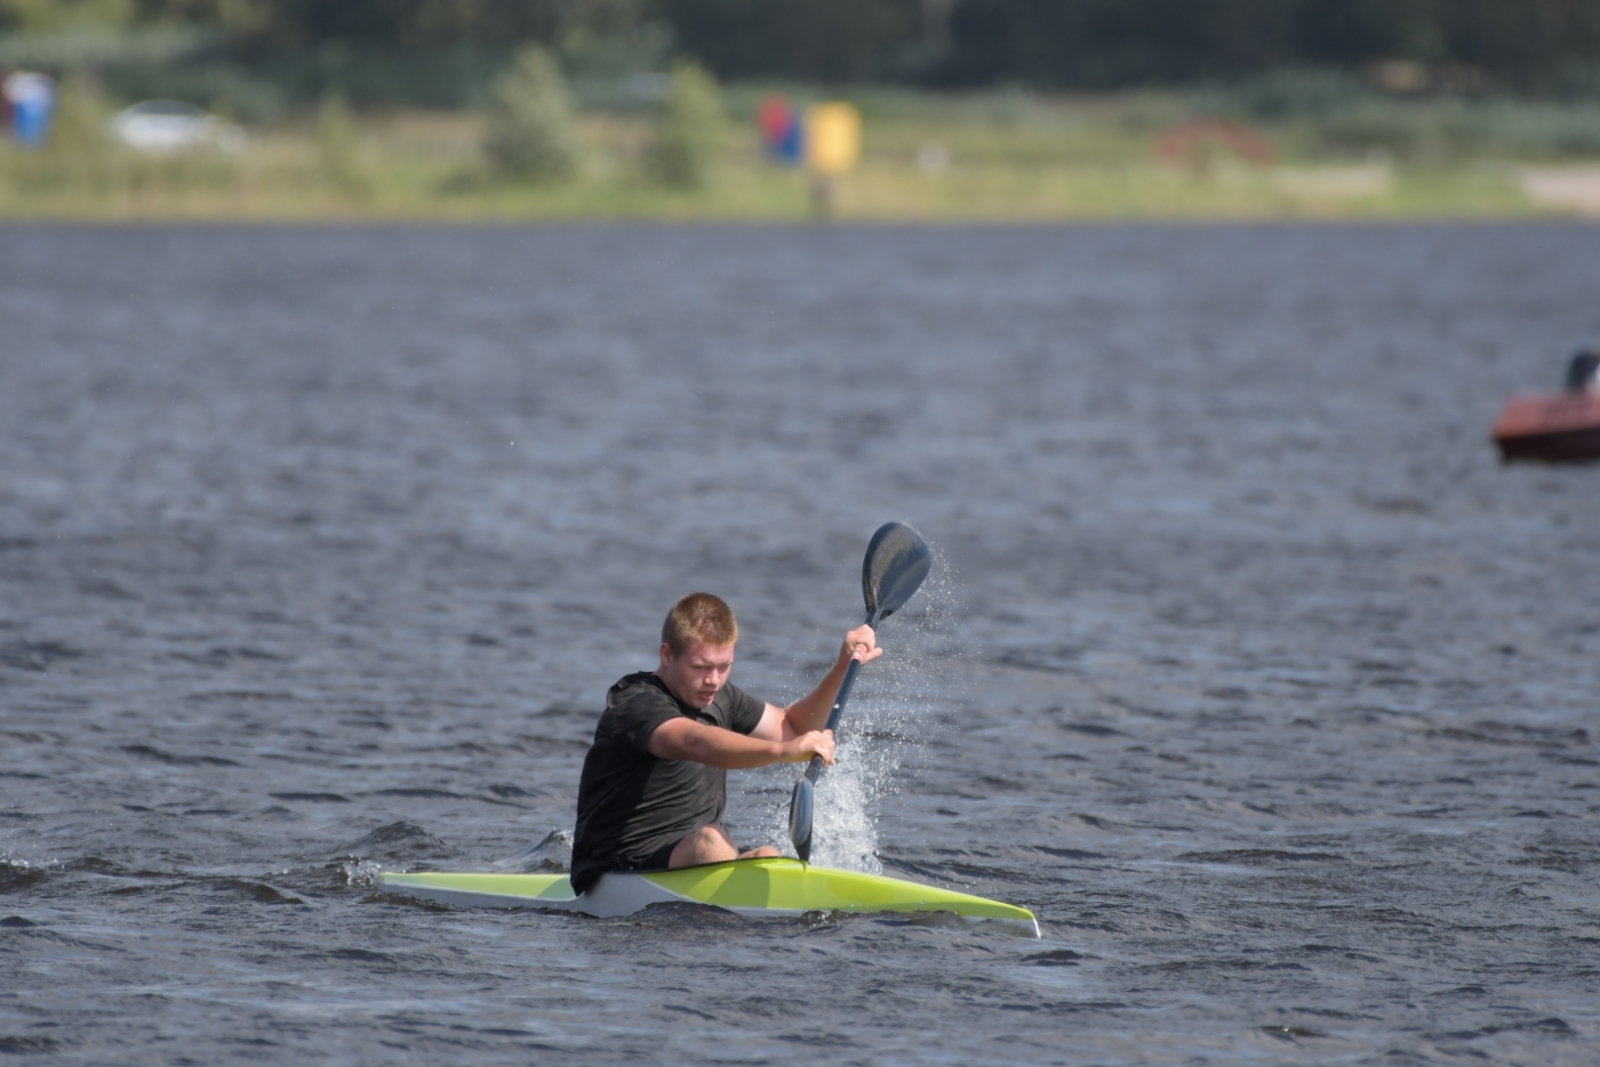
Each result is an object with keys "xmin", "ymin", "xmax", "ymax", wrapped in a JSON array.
[
  {"xmin": 657, "ymin": 0, "xmax": 921, "ymax": 81},
  {"xmin": 41, "ymin": 76, "xmax": 113, "ymax": 190},
  {"xmin": 316, "ymin": 92, "xmax": 372, "ymax": 197},
  {"xmin": 484, "ymin": 44, "xmax": 580, "ymax": 182},
  {"xmin": 649, "ymin": 58, "xmax": 721, "ymax": 188},
  {"xmin": 0, "ymin": 75, "xmax": 109, "ymax": 195},
  {"xmin": 0, "ymin": 0, "xmax": 133, "ymax": 32}
]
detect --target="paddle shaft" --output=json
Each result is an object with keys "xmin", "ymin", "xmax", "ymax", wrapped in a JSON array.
[{"xmin": 803, "ymin": 609, "xmax": 879, "ymax": 783}]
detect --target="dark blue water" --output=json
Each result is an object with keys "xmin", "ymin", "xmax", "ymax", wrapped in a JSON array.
[{"xmin": 3, "ymin": 223, "xmax": 1599, "ymax": 1064}]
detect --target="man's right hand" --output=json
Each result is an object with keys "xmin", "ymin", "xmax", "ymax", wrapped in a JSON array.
[{"xmin": 778, "ymin": 728, "xmax": 835, "ymax": 766}]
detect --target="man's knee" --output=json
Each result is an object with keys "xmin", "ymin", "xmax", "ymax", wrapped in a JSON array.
[
  {"xmin": 693, "ymin": 825, "xmax": 731, "ymax": 847},
  {"xmin": 740, "ymin": 845, "xmax": 781, "ymax": 859},
  {"xmin": 670, "ymin": 824, "xmax": 738, "ymax": 867}
]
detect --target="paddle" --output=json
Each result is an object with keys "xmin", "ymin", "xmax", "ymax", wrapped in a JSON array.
[{"xmin": 788, "ymin": 521, "xmax": 932, "ymax": 863}]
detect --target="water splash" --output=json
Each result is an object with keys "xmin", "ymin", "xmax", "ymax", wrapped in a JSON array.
[
  {"xmin": 742, "ymin": 544, "xmax": 970, "ymax": 871},
  {"xmin": 492, "ymin": 828, "xmax": 574, "ymax": 872},
  {"xmin": 340, "ymin": 859, "xmax": 384, "ymax": 888}
]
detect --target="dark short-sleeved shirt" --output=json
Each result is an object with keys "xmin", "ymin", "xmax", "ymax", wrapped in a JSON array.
[{"xmin": 569, "ymin": 672, "xmax": 766, "ymax": 894}]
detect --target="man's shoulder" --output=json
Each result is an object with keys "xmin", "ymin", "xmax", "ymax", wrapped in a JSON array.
[
  {"xmin": 594, "ymin": 672, "xmax": 683, "ymax": 753},
  {"xmin": 605, "ymin": 672, "xmax": 677, "ymax": 713},
  {"xmin": 609, "ymin": 670, "xmax": 667, "ymax": 697}
]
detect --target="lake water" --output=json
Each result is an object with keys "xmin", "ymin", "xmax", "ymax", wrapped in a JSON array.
[{"xmin": 3, "ymin": 222, "xmax": 1599, "ymax": 1064}]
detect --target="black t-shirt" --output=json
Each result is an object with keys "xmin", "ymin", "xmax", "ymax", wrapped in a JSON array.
[{"xmin": 569, "ymin": 672, "xmax": 766, "ymax": 894}]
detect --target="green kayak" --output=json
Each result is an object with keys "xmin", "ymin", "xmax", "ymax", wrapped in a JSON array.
[{"xmin": 379, "ymin": 856, "xmax": 1039, "ymax": 936}]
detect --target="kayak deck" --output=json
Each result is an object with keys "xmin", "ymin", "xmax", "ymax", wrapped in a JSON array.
[{"xmin": 379, "ymin": 856, "xmax": 1039, "ymax": 936}]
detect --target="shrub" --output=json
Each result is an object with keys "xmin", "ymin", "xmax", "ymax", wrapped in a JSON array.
[
  {"xmin": 484, "ymin": 45, "xmax": 580, "ymax": 181},
  {"xmin": 649, "ymin": 59, "xmax": 723, "ymax": 188},
  {"xmin": 0, "ymin": 76, "xmax": 112, "ymax": 195},
  {"xmin": 316, "ymin": 93, "xmax": 374, "ymax": 197}
]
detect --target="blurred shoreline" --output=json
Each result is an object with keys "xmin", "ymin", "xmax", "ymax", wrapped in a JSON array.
[{"xmin": 5, "ymin": 85, "xmax": 1600, "ymax": 223}]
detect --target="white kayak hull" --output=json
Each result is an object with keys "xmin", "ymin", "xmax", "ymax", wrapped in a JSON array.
[{"xmin": 379, "ymin": 856, "xmax": 1039, "ymax": 936}]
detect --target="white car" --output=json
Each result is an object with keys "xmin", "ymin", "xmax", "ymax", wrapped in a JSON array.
[{"xmin": 107, "ymin": 100, "xmax": 245, "ymax": 153}]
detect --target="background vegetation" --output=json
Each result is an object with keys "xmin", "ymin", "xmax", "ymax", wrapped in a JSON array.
[
  {"xmin": 483, "ymin": 45, "xmax": 582, "ymax": 182},
  {"xmin": 10, "ymin": 0, "xmax": 1600, "ymax": 112},
  {"xmin": 4, "ymin": 0, "xmax": 1600, "ymax": 220}
]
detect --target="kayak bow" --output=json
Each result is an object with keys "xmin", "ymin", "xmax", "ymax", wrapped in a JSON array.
[{"xmin": 379, "ymin": 856, "xmax": 1039, "ymax": 936}]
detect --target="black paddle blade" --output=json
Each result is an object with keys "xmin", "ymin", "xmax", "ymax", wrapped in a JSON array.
[
  {"xmin": 788, "ymin": 777, "xmax": 814, "ymax": 863},
  {"xmin": 862, "ymin": 522, "xmax": 932, "ymax": 621}
]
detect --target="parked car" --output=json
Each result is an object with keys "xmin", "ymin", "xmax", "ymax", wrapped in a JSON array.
[{"xmin": 108, "ymin": 100, "xmax": 244, "ymax": 153}]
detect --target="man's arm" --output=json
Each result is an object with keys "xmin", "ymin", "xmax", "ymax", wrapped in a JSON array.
[
  {"xmin": 750, "ymin": 624, "xmax": 881, "ymax": 744},
  {"xmin": 647, "ymin": 716, "xmax": 834, "ymax": 769}
]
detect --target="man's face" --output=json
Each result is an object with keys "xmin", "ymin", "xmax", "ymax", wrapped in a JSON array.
[{"xmin": 657, "ymin": 640, "xmax": 736, "ymax": 709}]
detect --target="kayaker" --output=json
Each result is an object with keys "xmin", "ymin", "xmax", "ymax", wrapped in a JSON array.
[{"xmin": 569, "ymin": 592, "xmax": 879, "ymax": 895}]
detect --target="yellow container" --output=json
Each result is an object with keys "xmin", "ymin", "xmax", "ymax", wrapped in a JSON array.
[{"xmin": 805, "ymin": 102, "xmax": 861, "ymax": 176}]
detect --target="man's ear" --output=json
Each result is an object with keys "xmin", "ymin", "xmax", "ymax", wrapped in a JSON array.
[{"xmin": 659, "ymin": 642, "xmax": 674, "ymax": 668}]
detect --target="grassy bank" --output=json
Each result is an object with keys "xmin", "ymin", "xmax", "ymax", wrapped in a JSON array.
[{"xmin": 2, "ymin": 84, "xmax": 1597, "ymax": 221}]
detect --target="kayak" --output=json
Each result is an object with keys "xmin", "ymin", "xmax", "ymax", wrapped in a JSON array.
[{"xmin": 379, "ymin": 856, "xmax": 1040, "ymax": 936}]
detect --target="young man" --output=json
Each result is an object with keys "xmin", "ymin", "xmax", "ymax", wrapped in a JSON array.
[{"xmin": 569, "ymin": 592, "xmax": 879, "ymax": 895}]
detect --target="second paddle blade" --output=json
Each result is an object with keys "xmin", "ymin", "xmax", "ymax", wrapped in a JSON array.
[{"xmin": 788, "ymin": 777, "xmax": 814, "ymax": 863}]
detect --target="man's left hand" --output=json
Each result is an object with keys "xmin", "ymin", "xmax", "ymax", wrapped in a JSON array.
[{"xmin": 841, "ymin": 624, "xmax": 882, "ymax": 666}]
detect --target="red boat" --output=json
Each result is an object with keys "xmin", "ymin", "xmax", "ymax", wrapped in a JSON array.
[{"xmin": 1492, "ymin": 351, "xmax": 1600, "ymax": 463}]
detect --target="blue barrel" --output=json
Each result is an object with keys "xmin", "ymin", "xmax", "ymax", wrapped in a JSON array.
[{"xmin": 5, "ymin": 73, "xmax": 56, "ymax": 148}]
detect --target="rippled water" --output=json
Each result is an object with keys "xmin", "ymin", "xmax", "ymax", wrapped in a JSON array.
[{"xmin": 4, "ymin": 223, "xmax": 1600, "ymax": 1064}]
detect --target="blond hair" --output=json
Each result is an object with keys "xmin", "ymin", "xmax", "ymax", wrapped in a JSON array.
[{"xmin": 661, "ymin": 592, "xmax": 738, "ymax": 654}]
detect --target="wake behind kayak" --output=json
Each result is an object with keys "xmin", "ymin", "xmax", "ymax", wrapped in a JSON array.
[{"xmin": 379, "ymin": 856, "xmax": 1040, "ymax": 936}]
